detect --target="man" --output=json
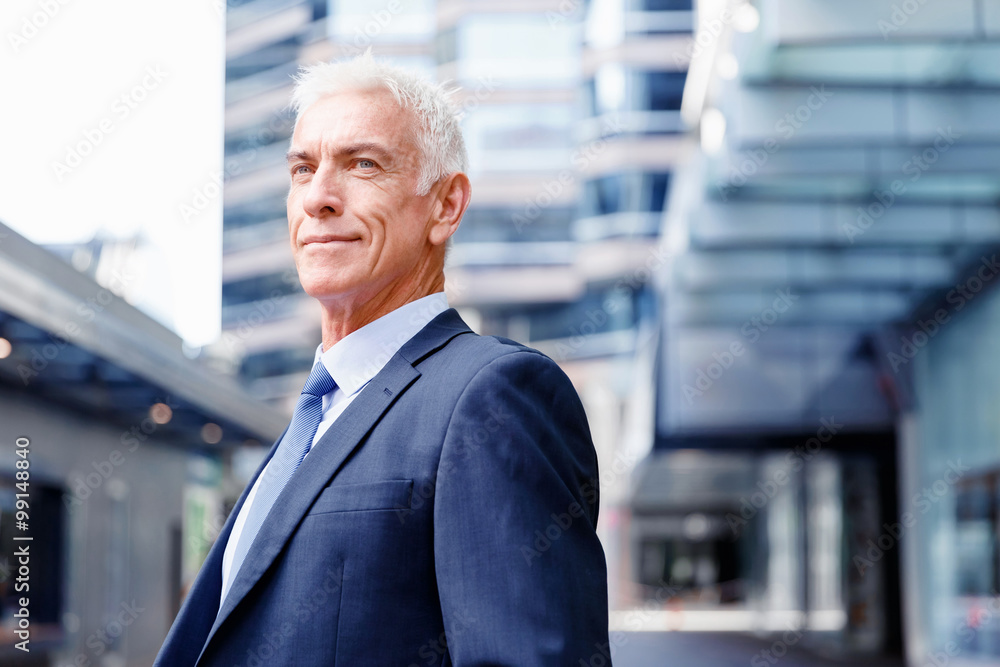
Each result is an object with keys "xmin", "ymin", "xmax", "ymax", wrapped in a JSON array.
[{"xmin": 156, "ymin": 52, "xmax": 610, "ymax": 666}]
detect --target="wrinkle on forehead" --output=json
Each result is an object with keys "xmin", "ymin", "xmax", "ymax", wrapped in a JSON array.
[{"xmin": 292, "ymin": 88, "xmax": 423, "ymax": 174}]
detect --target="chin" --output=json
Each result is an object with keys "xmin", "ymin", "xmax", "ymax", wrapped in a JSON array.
[
  {"xmin": 300, "ymin": 275, "xmax": 366, "ymax": 303},
  {"xmin": 302, "ymin": 282, "xmax": 349, "ymax": 301}
]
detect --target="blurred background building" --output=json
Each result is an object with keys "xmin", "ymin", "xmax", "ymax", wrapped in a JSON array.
[
  {"xmin": 0, "ymin": 222, "xmax": 286, "ymax": 664},
  {"xmin": 655, "ymin": 1, "xmax": 1000, "ymax": 662},
  {"xmin": 1, "ymin": 0, "xmax": 999, "ymax": 665}
]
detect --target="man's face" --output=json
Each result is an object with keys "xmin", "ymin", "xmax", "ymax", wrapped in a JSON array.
[{"xmin": 286, "ymin": 88, "xmax": 439, "ymax": 309}]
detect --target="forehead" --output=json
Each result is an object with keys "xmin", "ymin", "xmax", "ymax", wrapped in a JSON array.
[{"xmin": 291, "ymin": 88, "xmax": 419, "ymax": 154}]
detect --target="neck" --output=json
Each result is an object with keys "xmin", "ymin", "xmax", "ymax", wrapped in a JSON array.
[{"xmin": 318, "ymin": 273, "xmax": 445, "ymax": 351}]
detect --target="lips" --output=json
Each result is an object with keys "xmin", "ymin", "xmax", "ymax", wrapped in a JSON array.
[{"xmin": 301, "ymin": 235, "xmax": 360, "ymax": 245}]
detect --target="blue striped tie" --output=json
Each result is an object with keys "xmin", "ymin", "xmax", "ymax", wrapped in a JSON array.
[{"xmin": 225, "ymin": 362, "xmax": 336, "ymax": 596}]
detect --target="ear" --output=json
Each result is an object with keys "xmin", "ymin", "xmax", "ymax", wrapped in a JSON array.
[{"xmin": 427, "ymin": 172, "xmax": 472, "ymax": 246}]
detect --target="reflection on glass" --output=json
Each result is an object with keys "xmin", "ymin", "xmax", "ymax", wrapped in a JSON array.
[
  {"xmin": 328, "ymin": 0, "xmax": 435, "ymax": 43},
  {"xmin": 951, "ymin": 472, "xmax": 1000, "ymax": 657},
  {"xmin": 455, "ymin": 14, "xmax": 579, "ymax": 86}
]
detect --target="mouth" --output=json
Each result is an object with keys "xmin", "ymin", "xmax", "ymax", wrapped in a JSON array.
[{"xmin": 301, "ymin": 235, "xmax": 361, "ymax": 246}]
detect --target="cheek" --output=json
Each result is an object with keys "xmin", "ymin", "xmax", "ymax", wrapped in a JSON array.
[
  {"xmin": 287, "ymin": 217, "xmax": 301, "ymax": 253},
  {"xmin": 286, "ymin": 195, "xmax": 299, "ymax": 229}
]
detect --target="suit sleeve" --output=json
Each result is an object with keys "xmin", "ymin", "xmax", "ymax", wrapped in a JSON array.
[{"xmin": 432, "ymin": 349, "xmax": 610, "ymax": 666}]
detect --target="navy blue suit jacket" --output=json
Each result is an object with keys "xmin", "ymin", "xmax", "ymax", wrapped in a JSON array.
[{"xmin": 155, "ymin": 308, "xmax": 610, "ymax": 666}]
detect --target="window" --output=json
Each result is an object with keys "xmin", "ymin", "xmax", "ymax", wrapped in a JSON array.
[
  {"xmin": 224, "ymin": 198, "xmax": 288, "ymax": 230},
  {"xmin": 454, "ymin": 14, "xmax": 579, "ymax": 87},
  {"xmin": 648, "ymin": 172, "xmax": 671, "ymax": 211},
  {"xmin": 588, "ymin": 67, "xmax": 688, "ymax": 116},
  {"xmin": 523, "ymin": 285, "xmax": 641, "ymax": 342},
  {"xmin": 224, "ymin": 113, "xmax": 294, "ymax": 155},
  {"xmin": 453, "ymin": 207, "xmax": 574, "ymax": 244},
  {"xmin": 640, "ymin": 0, "xmax": 693, "ymax": 11},
  {"xmin": 436, "ymin": 27, "xmax": 457, "ymax": 64},
  {"xmin": 240, "ymin": 346, "xmax": 316, "ymax": 381},
  {"xmin": 225, "ymin": 39, "xmax": 301, "ymax": 80},
  {"xmin": 591, "ymin": 64, "xmax": 628, "ymax": 116},
  {"xmin": 222, "ymin": 271, "xmax": 301, "ymax": 308},
  {"xmin": 579, "ymin": 171, "xmax": 672, "ymax": 217},
  {"xmin": 646, "ymin": 71, "xmax": 687, "ymax": 111},
  {"xmin": 327, "ymin": 0, "xmax": 435, "ymax": 43},
  {"xmin": 582, "ymin": 174, "xmax": 626, "ymax": 218},
  {"xmin": 955, "ymin": 474, "xmax": 1000, "ymax": 596},
  {"xmin": 463, "ymin": 103, "xmax": 576, "ymax": 174}
]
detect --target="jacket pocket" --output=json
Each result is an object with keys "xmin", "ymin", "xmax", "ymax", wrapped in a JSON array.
[{"xmin": 307, "ymin": 479, "xmax": 413, "ymax": 515}]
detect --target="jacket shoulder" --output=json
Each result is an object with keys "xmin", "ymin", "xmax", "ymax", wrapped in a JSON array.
[
  {"xmin": 438, "ymin": 331, "xmax": 559, "ymax": 372},
  {"xmin": 402, "ymin": 308, "xmax": 567, "ymax": 385}
]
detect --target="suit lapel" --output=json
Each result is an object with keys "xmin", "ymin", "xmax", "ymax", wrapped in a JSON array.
[{"xmin": 201, "ymin": 308, "xmax": 472, "ymax": 650}]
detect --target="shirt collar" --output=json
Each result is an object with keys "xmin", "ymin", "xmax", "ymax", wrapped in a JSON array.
[{"xmin": 312, "ymin": 292, "xmax": 449, "ymax": 397}]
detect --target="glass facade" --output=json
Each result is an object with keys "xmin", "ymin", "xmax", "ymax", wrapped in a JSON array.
[
  {"xmin": 579, "ymin": 171, "xmax": 671, "ymax": 219},
  {"xmin": 452, "ymin": 14, "xmax": 580, "ymax": 87},
  {"xmin": 463, "ymin": 103, "xmax": 576, "ymax": 176},
  {"xmin": 645, "ymin": 2, "xmax": 1000, "ymax": 662},
  {"xmin": 911, "ymin": 282, "xmax": 1000, "ymax": 660},
  {"xmin": 327, "ymin": 0, "xmax": 436, "ymax": 44},
  {"xmin": 588, "ymin": 67, "xmax": 686, "ymax": 116}
]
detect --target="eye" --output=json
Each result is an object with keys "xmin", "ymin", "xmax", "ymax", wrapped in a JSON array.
[{"xmin": 356, "ymin": 159, "xmax": 376, "ymax": 169}]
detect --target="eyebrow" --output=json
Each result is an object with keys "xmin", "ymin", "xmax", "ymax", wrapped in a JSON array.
[{"xmin": 285, "ymin": 142, "xmax": 393, "ymax": 164}]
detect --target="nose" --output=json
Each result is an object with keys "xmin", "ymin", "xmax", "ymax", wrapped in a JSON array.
[{"xmin": 302, "ymin": 166, "xmax": 343, "ymax": 218}]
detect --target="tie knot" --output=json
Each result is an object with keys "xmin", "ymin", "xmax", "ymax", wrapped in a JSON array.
[{"xmin": 302, "ymin": 362, "xmax": 336, "ymax": 398}]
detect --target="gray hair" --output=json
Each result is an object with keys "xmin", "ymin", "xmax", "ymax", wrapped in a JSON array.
[{"xmin": 290, "ymin": 51, "xmax": 469, "ymax": 196}]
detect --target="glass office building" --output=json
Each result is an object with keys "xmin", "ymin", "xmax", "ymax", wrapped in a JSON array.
[
  {"xmin": 906, "ymin": 284, "xmax": 1000, "ymax": 661},
  {"xmin": 649, "ymin": 0, "xmax": 1000, "ymax": 662}
]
